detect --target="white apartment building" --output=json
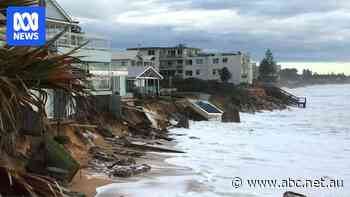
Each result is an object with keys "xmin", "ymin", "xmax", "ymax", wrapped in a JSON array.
[
  {"xmin": 183, "ymin": 52, "xmax": 253, "ymax": 85},
  {"xmin": 127, "ymin": 45, "xmax": 201, "ymax": 74},
  {"xmin": 128, "ymin": 45, "xmax": 253, "ymax": 85}
]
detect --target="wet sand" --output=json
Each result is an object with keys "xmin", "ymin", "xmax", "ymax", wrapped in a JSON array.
[
  {"xmin": 94, "ymin": 152, "xmax": 199, "ymax": 197},
  {"xmin": 70, "ymin": 170, "xmax": 112, "ymax": 197},
  {"xmin": 71, "ymin": 142, "xmax": 192, "ymax": 197}
]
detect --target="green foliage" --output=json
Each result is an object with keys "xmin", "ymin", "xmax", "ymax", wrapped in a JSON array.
[
  {"xmin": 302, "ymin": 69, "xmax": 313, "ymax": 80},
  {"xmin": 280, "ymin": 68, "xmax": 299, "ymax": 81},
  {"xmin": 219, "ymin": 67, "xmax": 232, "ymax": 83},
  {"xmin": 54, "ymin": 135, "xmax": 70, "ymax": 145},
  {"xmin": 279, "ymin": 67, "xmax": 350, "ymax": 85},
  {"xmin": 239, "ymin": 82, "xmax": 249, "ymax": 88},
  {"xmin": 45, "ymin": 137, "xmax": 79, "ymax": 182},
  {"xmin": 259, "ymin": 49, "xmax": 278, "ymax": 82}
]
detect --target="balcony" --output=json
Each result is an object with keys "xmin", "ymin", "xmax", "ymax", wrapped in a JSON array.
[
  {"xmin": 47, "ymin": 31, "xmax": 111, "ymax": 51},
  {"xmin": 47, "ymin": 31, "xmax": 112, "ymax": 63}
]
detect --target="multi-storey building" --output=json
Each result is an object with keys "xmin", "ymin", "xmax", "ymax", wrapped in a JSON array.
[
  {"xmin": 42, "ymin": 0, "xmax": 126, "ymax": 118},
  {"xmin": 128, "ymin": 45, "xmax": 253, "ymax": 85},
  {"xmin": 182, "ymin": 52, "xmax": 253, "ymax": 85},
  {"xmin": 127, "ymin": 45, "xmax": 201, "ymax": 77}
]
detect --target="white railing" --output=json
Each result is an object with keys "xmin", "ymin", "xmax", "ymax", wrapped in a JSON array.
[{"xmin": 47, "ymin": 31, "xmax": 111, "ymax": 51}]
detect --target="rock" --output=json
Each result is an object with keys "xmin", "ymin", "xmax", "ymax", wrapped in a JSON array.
[
  {"xmin": 89, "ymin": 146, "xmax": 102, "ymax": 154},
  {"xmin": 112, "ymin": 164, "xmax": 151, "ymax": 178},
  {"xmin": 283, "ymin": 191, "xmax": 307, "ymax": 197},
  {"xmin": 112, "ymin": 167, "xmax": 133, "ymax": 178},
  {"xmin": 189, "ymin": 136, "xmax": 200, "ymax": 140},
  {"xmin": 222, "ymin": 108, "xmax": 240, "ymax": 123},
  {"xmin": 93, "ymin": 152, "xmax": 115, "ymax": 162},
  {"xmin": 113, "ymin": 149, "xmax": 146, "ymax": 157},
  {"xmin": 108, "ymin": 158, "xmax": 136, "ymax": 168},
  {"xmin": 175, "ymin": 113, "xmax": 189, "ymax": 129}
]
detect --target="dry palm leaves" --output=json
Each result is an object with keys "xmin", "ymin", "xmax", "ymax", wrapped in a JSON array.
[
  {"xmin": 0, "ymin": 166, "xmax": 64, "ymax": 197},
  {"xmin": 0, "ymin": 29, "xmax": 90, "ymax": 155},
  {"xmin": 0, "ymin": 0, "xmax": 39, "ymax": 13},
  {"xmin": 0, "ymin": 0, "xmax": 40, "ymax": 25}
]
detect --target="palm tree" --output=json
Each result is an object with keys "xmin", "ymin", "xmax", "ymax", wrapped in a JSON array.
[
  {"xmin": 0, "ymin": 1, "xmax": 89, "ymax": 196},
  {"xmin": 0, "ymin": 0, "xmax": 89, "ymax": 156}
]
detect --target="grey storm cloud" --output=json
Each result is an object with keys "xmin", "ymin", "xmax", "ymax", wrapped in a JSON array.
[{"xmin": 58, "ymin": 0, "xmax": 350, "ymax": 62}]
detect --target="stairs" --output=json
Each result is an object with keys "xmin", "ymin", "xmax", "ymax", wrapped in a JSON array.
[{"xmin": 263, "ymin": 86, "xmax": 307, "ymax": 108}]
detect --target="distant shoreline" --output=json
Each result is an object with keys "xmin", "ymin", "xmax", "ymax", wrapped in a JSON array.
[{"xmin": 279, "ymin": 81, "xmax": 350, "ymax": 89}]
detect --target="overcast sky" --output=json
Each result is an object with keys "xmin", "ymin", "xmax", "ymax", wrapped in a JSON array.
[{"xmin": 58, "ymin": 0, "xmax": 350, "ymax": 74}]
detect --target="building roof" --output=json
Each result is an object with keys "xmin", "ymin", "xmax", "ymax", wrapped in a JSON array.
[
  {"xmin": 196, "ymin": 52, "xmax": 242, "ymax": 57},
  {"xmin": 45, "ymin": 0, "xmax": 77, "ymax": 24},
  {"xmin": 112, "ymin": 51, "xmax": 155, "ymax": 62},
  {"xmin": 127, "ymin": 44, "xmax": 200, "ymax": 51},
  {"xmin": 128, "ymin": 66, "xmax": 164, "ymax": 80},
  {"xmin": 112, "ymin": 51, "xmax": 139, "ymax": 60}
]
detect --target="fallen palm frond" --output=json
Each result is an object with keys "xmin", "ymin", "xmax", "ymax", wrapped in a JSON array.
[
  {"xmin": 0, "ymin": 0, "xmax": 39, "ymax": 25},
  {"xmin": 0, "ymin": 166, "xmax": 64, "ymax": 197},
  {"xmin": 0, "ymin": 28, "xmax": 91, "ymax": 155},
  {"xmin": 0, "ymin": 0, "xmax": 39, "ymax": 13}
]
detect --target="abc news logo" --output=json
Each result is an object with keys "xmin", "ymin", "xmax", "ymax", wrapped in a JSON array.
[
  {"xmin": 13, "ymin": 12, "xmax": 39, "ymax": 40},
  {"xmin": 7, "ymin": 7, "xmax": 46, "ymax": 46}
]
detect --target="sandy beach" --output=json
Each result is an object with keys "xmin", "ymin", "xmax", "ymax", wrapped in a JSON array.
[{"xmin": 72, "ymin": 142, "xmax": 193, "ymax": 197}]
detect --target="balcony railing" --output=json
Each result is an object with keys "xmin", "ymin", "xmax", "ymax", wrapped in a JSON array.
[{"xmin": 47, "ymin": 31, "xmax": 111, "ymax": 51}]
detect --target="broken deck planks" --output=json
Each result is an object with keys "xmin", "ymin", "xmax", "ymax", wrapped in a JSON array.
[{"xmin": 125, "ymin": 141, "xmax": 185, "ymax": 154}]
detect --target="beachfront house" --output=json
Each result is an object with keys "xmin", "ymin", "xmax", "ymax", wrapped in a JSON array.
[
  {"xmin": 43, "ymin": 0, "xmax": 126, "ymax": 118},
  {"xmin": 112, "ymin": 51, "xmax": 163, "ymax": 96},
  {"xmin": 127, "ymin": 67, "xmax": 164, "ymax": 96}
]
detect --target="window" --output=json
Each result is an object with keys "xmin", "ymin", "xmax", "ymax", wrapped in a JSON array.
[
  {"xmin": 196, "ymin": 69, "xmax": 201, "ymax": 75},
  {"xmin": 168, "ymin": 70, "xmax": 176, "ymax": 77},
  {"xmin": 167, "ymin": 61, "xmax": 174, "ymax": 66},
  {"xmin": 223, "ymin": 58, "xmax": 228, "ymax": 63},
  {"xmin": 212, "ymin": 69, "xmax": 217, "ymax": 75},
  {"xmin": 168, "ymin": 50, "xmax": 176, "ymax": 57},
  {"xmin": 213, "ymin": 58, "xmax": 220, "ymax": 64},
  {"xmin": 121, "ymin": 61, "xmax": 128, "ymax": 66},
  {"xmin": 89, "ymin": 62, "xmax": 110, "ymax": 71},
  {"xmin": 185, "ymin": 70, "xmax": 193, "ymax": 76},
  {"xmin": 186, "ymin": 60, "xmax": 193, "ymax": 65},
  {"xmin": 177, "ymin": 60, "xmax": 183, "ymax": 65},
  {"xmin": 196, "ymin": 59, "xmax": 204, "ymax": 64},
  {"xmin": 178, "ymin": 70, "xmax": 183, "ymax": 74},
  {"xmin": 90, "ymin": 76, "xmax": 111, "ymax": 90},
  {"xmin": 148, "ymin": 50, "xmax": 155, "ymax": 55}
]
